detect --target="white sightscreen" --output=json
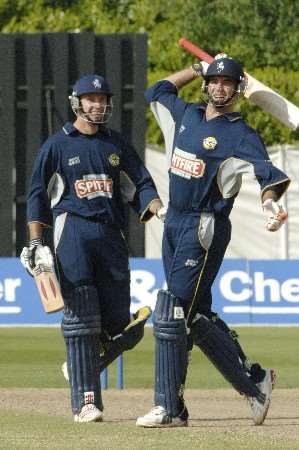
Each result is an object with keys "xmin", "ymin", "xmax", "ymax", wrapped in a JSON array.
[{"xmin": 145, "ymin": 144, "xmax": 299, "ymax": 259}]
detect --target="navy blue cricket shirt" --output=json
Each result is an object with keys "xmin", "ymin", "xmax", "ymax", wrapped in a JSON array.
[
  {"xmin": 145, "ymin": 80, "xmax": 290, "ymax": 216},
  {"xmin": 27, "ymin": 122, "xmax": 159, "ymax": 228}
]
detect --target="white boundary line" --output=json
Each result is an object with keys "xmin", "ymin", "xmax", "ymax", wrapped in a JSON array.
[
  {"xmin": 223, "ymin": 306, "xmax": 299, "ymax": 314},
  {"xmin": 1, "ymin": 323, "xmax": 299, "ymax": 328}
]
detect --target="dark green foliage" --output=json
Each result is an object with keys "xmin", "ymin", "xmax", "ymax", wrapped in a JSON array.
[
  {"xmin": 1, "ymin": 0, "xmax": 298, "ymax": 145},
  {"xmin": 180, "ymin": 0, "xmax": 299, "ymax": 71}
]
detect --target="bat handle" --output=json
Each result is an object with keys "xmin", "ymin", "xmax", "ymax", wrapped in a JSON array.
[{"xmin": 178, "ymin": 37, "xmax": 214, "ymax": 64}]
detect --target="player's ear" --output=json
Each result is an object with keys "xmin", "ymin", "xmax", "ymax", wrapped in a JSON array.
[{"xmin": 69, "ymin": 93, "xmax": 80, "ymax": 111}]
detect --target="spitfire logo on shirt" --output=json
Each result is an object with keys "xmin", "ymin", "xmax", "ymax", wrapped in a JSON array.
[
  {"xmin": 75, "ymin": 174, "xmax": 113, "ymax": 199},
  {"xmin": 171, "ymin": 147, "xmax": 205, "ymax": 179}
]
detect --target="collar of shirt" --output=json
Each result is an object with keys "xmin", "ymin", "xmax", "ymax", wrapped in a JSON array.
[
  {"xmin": 62, "ymin": 122, "xmax": 111, "ymax": 136},
  {"xmin": 196, "ymin": 104, "xmax": 242, "ymax": 122}
]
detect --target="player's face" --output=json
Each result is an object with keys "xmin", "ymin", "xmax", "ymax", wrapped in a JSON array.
[
  {"xmin": 207, "ymin": 77, "xmax": 237, "ymax": 106},
  {"xmin": 80, "ymin": 93, "xmax": 108, "ymax": 123}
]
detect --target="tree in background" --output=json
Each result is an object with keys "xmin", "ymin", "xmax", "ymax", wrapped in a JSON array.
[{"xmin": 1, "ymin": 0, "xmax": 298, "ymax": 145}]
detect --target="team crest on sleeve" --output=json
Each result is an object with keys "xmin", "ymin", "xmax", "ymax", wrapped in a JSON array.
[
  {"xmin": 203, "ymin": 137, "xmax": 217, "ymax": 150},
  {"xmin": 108, "ymin": 153, "xmax": 120, "ymax": 167},
  {"xmin": 171, "ymin": 147, "xmax": 205, "ymax": 179}
]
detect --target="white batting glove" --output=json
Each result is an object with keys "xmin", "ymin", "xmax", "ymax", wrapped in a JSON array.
[
  {"xmin": 20, "ymin": 238, "xmax": 54, "ymax": 276},
  {"xmin": 156, "ymin": 206, "xmax": 168, "ymax": 223},
  {"xmin": 262, "ymin": 198, "xmax": 288, "ymax": 232},
  {"xmin": 191, "ymin": 61, "xmax": 209, "ymax": 77}
]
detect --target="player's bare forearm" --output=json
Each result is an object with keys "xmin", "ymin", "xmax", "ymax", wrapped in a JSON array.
[
  {"xmin": 148, "ymin": 198, "xmax": 164, "ymax": 215},
  {"xmin": 164, "ymin": 67, "xmax": 198, "ymax": 90},
  {"xmin": 28, "ymin": 222, "xmax": 43, "ymax": 240},
  {"xmin": 262, "ymin": 189, "xmax": 279, "ymax": 203}
]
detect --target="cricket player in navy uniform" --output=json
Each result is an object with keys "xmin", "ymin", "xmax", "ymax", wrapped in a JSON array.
[
  {"xmin": 137, "ymin": 55, "xmax": 290, "ymax": 427},
  {"xmin": 21, "ymin": 74, "xmax": 165, "ymax": 423}
]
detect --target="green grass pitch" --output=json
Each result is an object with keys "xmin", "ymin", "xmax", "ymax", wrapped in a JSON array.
[
  {"xmin": 0, "ymin": 327, "xmax": 298, "ymax": 450},
  {"xmin": 0, "ymin": 327, "xmax": 296, "ymax": 389}
]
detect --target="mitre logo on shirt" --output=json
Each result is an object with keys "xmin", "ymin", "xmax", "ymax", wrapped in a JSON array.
[
  {"xmin": 171, "ymin": 147, "xmax": 205, "ymax": 179},
  {"xmin": 75, "ymin": 174, "xmax": 113, "ymax": 199},
  {"xmin": 68, "ymin": 156, "xmax": 80, "ymax": 166}
]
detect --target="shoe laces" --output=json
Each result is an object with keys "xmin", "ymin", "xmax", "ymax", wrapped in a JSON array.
[
  {"xmin": 149, "ymin": 406, "xmax": 166, "ymax": 415},
  {"xmin": 82, "ymin": 403, "xmax": 98, "ymax": 413}
]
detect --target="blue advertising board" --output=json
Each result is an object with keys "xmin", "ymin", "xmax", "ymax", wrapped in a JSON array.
[{"xmin": 0, "ymin": 257, "xmax": 299, "ymax": 325}]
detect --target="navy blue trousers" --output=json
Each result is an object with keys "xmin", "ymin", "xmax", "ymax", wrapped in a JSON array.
[
  {"xmin": 55, "ymin": 213, "xmax": 131, "ymax": 336},
  {"xmin": 162, "ymin": 207, "xmax": 231, "ymax": 325}
]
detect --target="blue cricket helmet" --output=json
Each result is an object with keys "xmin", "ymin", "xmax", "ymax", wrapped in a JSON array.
[
  {"xmin": 72, "ymin": 74, "xmax": 113, "ymax": 97},
  {"xmin": 70, "ymin": 74, "xmax": 114, "ymax": 123},
  {"xmin": 204, "ymin": 56, "xmax": 244, "ymax": 83},
  {"xmin": 201, "ymin": 54, "xmax": 247, "ymax": 106}
]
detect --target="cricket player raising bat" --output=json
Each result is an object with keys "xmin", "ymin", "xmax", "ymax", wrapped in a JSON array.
[{"xmin": 137, "ymin": 54, "xmax": 290, "ymax": 428}]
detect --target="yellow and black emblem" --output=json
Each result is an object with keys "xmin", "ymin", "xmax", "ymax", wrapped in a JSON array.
[
  {"xmin": 203, "ymin": 136, "xmax": 217, "ymax": 150},
  {"xmin": 108, "ymin": 153, "xmax": 120, "ymax": 166}
]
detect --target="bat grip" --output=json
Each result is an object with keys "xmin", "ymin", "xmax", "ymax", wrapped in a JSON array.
[{"xmin": 178, "ymin": 38, "xmax": 214, "ymax": 64}]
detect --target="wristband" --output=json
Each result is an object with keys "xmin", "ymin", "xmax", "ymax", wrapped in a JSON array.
[{"xmin": 29, "ymin": 238, "xmax": 43, "ymax": 247}]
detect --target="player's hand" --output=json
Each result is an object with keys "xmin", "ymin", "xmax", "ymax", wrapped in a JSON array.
[
  {"xmin": 156, "ymin": 206, "xmax": 167, "ymax": 223},
  {"xmin": 20, "ymin": 238, "xmax": 54, "ymax": 276},
  {"xmin": 262, "ymin": 199, "xmax": 288, "ymax": 232},
  {"xmin": 191, "ymin": 61, "xmax": 209, "ymax": 77}
]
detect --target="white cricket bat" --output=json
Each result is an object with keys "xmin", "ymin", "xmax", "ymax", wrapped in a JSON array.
[
  {"xmin": 179, "ymin": 38, "xmax": 299, "ymax": 130},
  {"xmin": 33, "ymin": 265, "xmax": 64, "ymax": 313}
]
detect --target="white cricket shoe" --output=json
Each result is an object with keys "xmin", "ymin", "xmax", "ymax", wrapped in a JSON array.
[
  {"xmin": 136, "ymin": 406, "xmax": 188, "ymax": 428},
  {"xmin": 62, "ymin": 362, "xmax": 69, "ymax": 381},
  {"xmin": 249, "ymin": 368, "xmax": 276, "ymax": 425},
  {"xmin": 74, "ymin": 404, "xmax": 103, "ymax": 423}
]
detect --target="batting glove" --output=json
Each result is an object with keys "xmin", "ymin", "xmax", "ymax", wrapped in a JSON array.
[
  {"xmin": 20, "ymin": 238, "xmax": 54, "ymax": 276},
  {"xmin": 191, "ymin": 61, "xmax": 209, "ymax": 77},
  {"xmin": 262, "ymin": 198, "xmax": 288, "ymax": 232},
  {"xmin": 155, "ymin": 206, "xmax": 168, "ymax": 223}
]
